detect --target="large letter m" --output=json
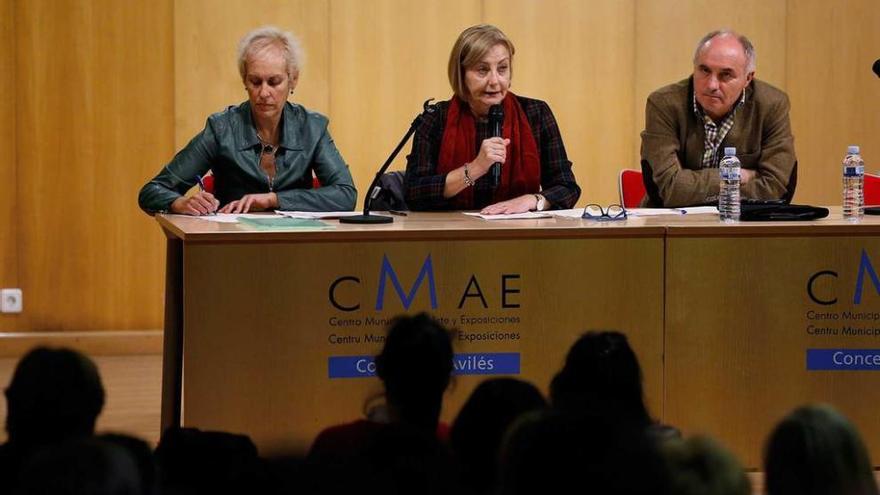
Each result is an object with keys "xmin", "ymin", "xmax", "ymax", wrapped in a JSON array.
[
  {"xmin": 854, "ymin": 249, "xmax": 880, "ymax": 304},
  {"xmin": 375, "ymin": 254, "xmax": 438, "ymax": 310}
]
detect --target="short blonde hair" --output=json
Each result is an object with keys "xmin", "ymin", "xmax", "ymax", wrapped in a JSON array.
[
  {"xmin": 447, "ymin": 25, "xmax": 515, "ymax": 101},
  {"xmin": 237, "ymin": 26, "xmax": 304, "ymax": 81}
]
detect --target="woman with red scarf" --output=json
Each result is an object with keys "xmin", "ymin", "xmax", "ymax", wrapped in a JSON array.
[{"xmin": 405, "ymin": 24, "xmax": 580, "ymax": 213}]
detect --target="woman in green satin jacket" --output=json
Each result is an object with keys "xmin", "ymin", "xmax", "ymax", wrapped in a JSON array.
[{"xmin": 138, "ymin": 26, "xmax": 356, "ymax": 215}]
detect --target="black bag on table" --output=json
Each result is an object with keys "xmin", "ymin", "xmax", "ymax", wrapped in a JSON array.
[{"xmin": 739, "ymin": 202, "xmax": 829, "ymax": 221}]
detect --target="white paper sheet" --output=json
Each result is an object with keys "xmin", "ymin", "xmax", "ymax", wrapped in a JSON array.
[
  {"xmin": 547, "ymin": 206, "xmax": 719, "ymax": 219},
  {"xmin": 463, "ymin": 211, "xmax": 554, "ymax": 220},
  {"xmin": 182, "ymin": 213, "xmax": 284, "ymax": 223},
  {"xmin": 276, "ymin": 211, "xmax": 364, "ymax": 219},
  {"xmin": 626, "ymin": 206, "xmax": 718, "ymax": 216},
  {"xmin": 547, "ymin": 209, "xmax": 586, "ymax": 219}
]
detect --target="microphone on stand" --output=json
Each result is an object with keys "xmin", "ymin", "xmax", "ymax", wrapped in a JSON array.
[
  {"xmin": 873, "ymin": 59, "xmax": 880, "ymax": 78},
  {"xmin": 488, "ymin": 104, "xmax": 504, "ymax": 188},
  {"xmin": 340, "ymin": 98, "xmax": 436, "ymax": 224}
]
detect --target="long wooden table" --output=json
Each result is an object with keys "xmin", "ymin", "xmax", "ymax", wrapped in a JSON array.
[{"xmin": 156, "ymin": 210, "xmax": 880, "ymax": 466}]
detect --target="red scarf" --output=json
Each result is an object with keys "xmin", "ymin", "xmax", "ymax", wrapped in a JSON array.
[{"xmin": 437, "ymin": 93, "xmax": 541, "ymax": 208}]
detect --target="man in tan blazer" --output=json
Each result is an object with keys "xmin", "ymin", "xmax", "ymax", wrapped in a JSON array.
[{"xmin": 640, "ymin": 30, "xmax": 796, "ymax": 207}]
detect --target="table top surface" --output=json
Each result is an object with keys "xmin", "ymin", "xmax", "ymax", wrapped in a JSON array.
[{"xmin": 156, "ymin": 207, "xmax": 880, "ymax": 242}]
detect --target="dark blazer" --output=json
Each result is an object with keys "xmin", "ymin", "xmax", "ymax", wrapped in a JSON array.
[{"xmin": 640, "ymin": 77, "xmax": 796, "ymax": 207}]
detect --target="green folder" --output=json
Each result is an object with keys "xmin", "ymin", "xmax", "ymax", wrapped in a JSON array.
[{"xmin": 236, "ymin": 217, "xmax": 333, "ymax": 230}]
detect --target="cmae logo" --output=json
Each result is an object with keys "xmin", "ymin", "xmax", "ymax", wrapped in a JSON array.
[
  {"xmin": 328, "ymin": 254, "xmax": 522, "ymax": 312},
  {"xmin": 807, "ymin": 249, "xmax": 880, "ymax": 306}
]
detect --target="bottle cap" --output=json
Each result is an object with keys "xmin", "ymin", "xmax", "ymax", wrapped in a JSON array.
[
  {"xmin": 724, "ymin": 147, "xmax": 736, "ymax": 156},
  {"xmin": 848, "ymin": 145, "xmax": 860, "ymax": 154}
]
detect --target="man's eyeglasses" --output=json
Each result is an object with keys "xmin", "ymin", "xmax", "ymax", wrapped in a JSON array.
[{"xmin": 581, "ymin": 204, "xmax": 627, "ymax": 221}]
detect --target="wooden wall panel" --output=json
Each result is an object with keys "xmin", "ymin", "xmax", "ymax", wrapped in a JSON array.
[
  {"xmin": 0, "ymin": 0, "xmax": 17, "ymax": 332},
  {"xmin": 485, "ymin": 0, "xmax": 635, "ymax": 205},
  {"xmin": 786, "ymin": 0, "xmax": 880, "ymax": 206},
  {"xmin": 15, "ymin": 0, "xmax": 172, "ymax": 332},
  {"xmin": 634, "ymin": 0, "xmax": 788, "ymax": 171},
  {"xmin": 328, "ymin": 0, "xmax": 481, "ymax": 203},
  {"xmin": 173, "ymin": 0, "xmax": 331, "ymax": 149}
]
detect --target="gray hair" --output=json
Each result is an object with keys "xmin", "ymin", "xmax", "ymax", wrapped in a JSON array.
[
  {"xmin": 237, "ymin": 26, "xmax": 304, "ymax": 81},
  {"xmin": 693, "ymin": 30, "xmax": 756, "ymax": 73}
]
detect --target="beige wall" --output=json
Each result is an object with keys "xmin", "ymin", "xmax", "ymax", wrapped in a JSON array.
[
  {"xmin": 0, "ymin": 0, "xmax": 173, "ymax": 333},
  {"xmin": 0, "ymin": 0, "xmax": 878, "ymax": 335},
  {"xmin": 0, "ymin": 0, "xmax": 16, "ymax": 304}
]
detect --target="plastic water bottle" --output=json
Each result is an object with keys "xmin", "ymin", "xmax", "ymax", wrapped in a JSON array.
[
  {"xmin": 842, "ymin": 145, "xmax": 864, "ymax": 220},
  {"xmin": 719, "ymin": 147, "xmax": 741, "ymax": 223}
]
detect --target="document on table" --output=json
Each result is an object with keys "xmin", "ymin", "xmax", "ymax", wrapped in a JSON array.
[
  {"xmin": 626, "ymin": 206, "xmax": 718, "ymax": 216},
  {"xmin": 546, "ymin": 206, "xmax": 719, "ymax": 219},
  {"xmin": 463, "ymin": 211, "xmax": 554, "ymax": 220},
  {"xmin": 277, "ymin": 211, "xmax": 364, "ymax": 219},
  {"xmin": 547, "ymin": 209, "xmax": 586, "ymax": 219},
  {"xmin": 179, "ymin": 213, "xmax": 284, "ymax": 223},
  {"xmin": 237, "ymin": 216, "xmax": 333, "ymax": 230}
]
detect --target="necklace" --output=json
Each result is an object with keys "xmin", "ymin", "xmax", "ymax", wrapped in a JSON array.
[{"xmin": 256, "ymin": 131, "xmax": 278, "ymax": 155}]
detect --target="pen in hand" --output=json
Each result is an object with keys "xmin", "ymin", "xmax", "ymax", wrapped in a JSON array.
[{"xmin": 195, "ymin": 174, "xmax": 218, "ymax": 215}]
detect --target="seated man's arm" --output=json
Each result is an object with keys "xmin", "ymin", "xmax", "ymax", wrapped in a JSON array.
[
  {"xmin": 640, "ymin": 95, "xmax": 720, "ymax": 207},
  {"xmin": 740, "ymin": 94, "xmax": 795, "ymax": 200}
]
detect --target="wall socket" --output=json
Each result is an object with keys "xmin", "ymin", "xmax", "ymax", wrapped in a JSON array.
[{"xmin": 1, "ymin": 288, "xmax": 23, "ymax": 313}]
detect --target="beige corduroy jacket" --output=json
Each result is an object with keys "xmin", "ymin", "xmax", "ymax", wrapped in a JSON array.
[{"xmin": 640, "ymin": 77, "xmax": 796, "ymax": 207}]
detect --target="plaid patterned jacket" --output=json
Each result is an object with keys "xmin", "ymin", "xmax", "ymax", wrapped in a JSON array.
[{"xmin": 405, "ymin": 96, "xmax": 581, "ymax": 210}]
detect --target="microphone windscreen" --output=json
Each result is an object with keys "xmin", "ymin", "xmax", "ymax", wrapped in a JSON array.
[
  {"xmin": 874, "ymin": 59, "xmax": 880, "ymax": 78},
  {"xmin": 489, "ymin": 104, "xmax": 504, "ymax": 121},
  {"xmin": 488, "ymin": 104, "xmax": 504, "ymax": 137}
]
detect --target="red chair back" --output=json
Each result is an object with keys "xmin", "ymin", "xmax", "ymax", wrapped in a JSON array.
[
  {"xmin": 619, "ymin": 169, "xmax": 646, "ymax": 208},
  {"xmin": 866, "ymin": 173, "xmax": 880, "ymax": 206},
  {"xmin": 201, "ymin": 174, "xmax": 215, "ymax": 193}
]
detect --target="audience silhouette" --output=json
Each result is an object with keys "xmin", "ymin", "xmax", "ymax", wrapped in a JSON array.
[
  {"xmin": 154, "ymin": 427, "xmax": 269, "ymax": 495},
  {"xmin": 450, "ymin": 378, "xmax": 546, "ymax": 495},
  {"xmin": 4, "ymin": 327, "xmax": 880, "ymax": 495},
  {"xmin": 663, "ymin": 435, "xmax": 751, "ymax": 495},
  {"xmin": 310, "ymin": 312, "xmax": 454, "ymax": 457},
  {"xmin": 0, "ymin": 346, "xmax": 105, "ymax": 493},
  {"xmin": 100, "ymin": 433, "xmax": 158, "ymax": 495},
  {"xmin": 550, "ymin": 330, "xmax": 652, "ymax": 426},
  {"xmin": 307, "ymin": 312, "xmax": 455, "ymax": 494},
  {"xmin": 18, "ymin": 437, "xmax": 141, "ymax": 495},
  {"xmin": 764, "ymin": 404, "xmax": 879, "ymax": 495},
  {"xmin": 498, "ymin": 410, "xmax": 671, "ymax": 495}
]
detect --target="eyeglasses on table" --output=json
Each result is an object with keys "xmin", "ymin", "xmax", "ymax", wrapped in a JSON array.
[{"xmin": 581, "ymin": 203, "xmax": 627, "ymax": 221}]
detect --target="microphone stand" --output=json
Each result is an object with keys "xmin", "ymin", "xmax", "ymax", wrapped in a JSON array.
[{"xmin": 341, "ymin": 98, "xmax": 436, "ymax": 224}]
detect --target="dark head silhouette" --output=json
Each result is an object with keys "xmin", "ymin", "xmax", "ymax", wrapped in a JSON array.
[
  {"xmin": 100, "ymin": 433, "xmax": 157, "ymax": 495},
  {"xmin": 155, "ymin": 427, "xmax": 268, "ymax": 494},
  {"xmin": 764, "ymin": 404, "xmax": 878, "ymax": 495},
  {"xmin": 550, "ymin": 331, "xmax": 650, "ymax": 427},
  {"xmin": 18, "ymin": 438, "xmax": 141, "ymax": 495},
  {"xmin": 5, "ymin": 346, "xmax": 105, "ymax": 445},
  {"xmin": 450, "ymin": 378, "xmax": 546, "ymax": 494},
  {"xmin": 664, "ymin": 435, "xmax": 750, "ymax": 495},
  {"xmin": 374, "ymin": 312, "xmax": 454, "ymax": 431},
  {"xmin": 498, "ymin": 411, "xmax": 670, "ymax": 495}
]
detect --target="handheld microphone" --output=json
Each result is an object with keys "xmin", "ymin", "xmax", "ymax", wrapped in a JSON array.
[
  {"xmin": 873, "ymin": 59, "xmax": 880, "ymax": 78},
  {"xmin": 488, "ymin": 104, "xmax": 504, "ymax": 187}
]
